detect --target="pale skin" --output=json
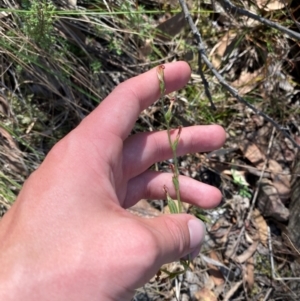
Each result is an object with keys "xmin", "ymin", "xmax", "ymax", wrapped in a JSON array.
[{"xmin": 0, "ymin": 62, "xmax": 225, "ymax": 300}]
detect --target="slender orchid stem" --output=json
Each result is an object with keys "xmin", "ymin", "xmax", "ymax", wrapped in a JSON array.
[{"xmin": 157, "ymin": 65, "xmax": 183, "ymax": 214}]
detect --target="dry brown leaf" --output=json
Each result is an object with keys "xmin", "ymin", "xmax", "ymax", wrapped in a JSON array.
[
  {"xmin": 268, "ymin": 159, "xmax": 282, "ymax": 174},
  {"xmin": 128, "ymin": 200, "xmax": 161, "ymax": 218},
  {"xmin": 268, "ymin": 159, "xmax": 291, "ymax": 202},
  {"xmin": 156, "ymin": 12, "xmax": 186, "ymax": 41},
  {"xmin": 209, "ymin": 32, "xmax": 236, "ymax": 69},
  {"xmin": 139, "ymin": 12, "xmax": 186, "ymax": 58},
  {"xmin": 252, "ymin": 209, "xmax": 268, "ymax": 246},
  {"xmin": 207, "ymin": 251, "xmax": 225, "ymax": 286},
  {"xmin": 258, "ymin": 179, "xmax": 289, "ymax": 221},
  {"xmin": 227, "ymin": 195, "xmax": 250, "ymax": 228},
  {"xmin": 232, "ymin": 69, "xmax": 263, "ymax": 95},
  {"xmin": 244, "ymin": 257, "xmax": 255, "ymax": 291},
  {"xmin": 239, "ymin": 140, "xmax": 265, "ymax": 168},
  {"xmin": 210, "ymin": 217, "xmax": 231, "ymax": 245},
  {"xmin": 234, "ymin": 240, "xmax": 258, "ymax": 263},
  {"xmin": 257, "ymin": 0, "xmax": 289, "ymax": 11},
  {"xmin": 194, "ymin": 288, "xmax": 218, "ymax": 301},
  {"xmin": 223, "ymin": 281, "xmax": 243, "ymax": 301}
]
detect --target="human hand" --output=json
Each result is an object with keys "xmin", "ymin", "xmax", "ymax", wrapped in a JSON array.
[{"xmin": 0, "ymin": 62, "xmax": 225, "ymax": 301}]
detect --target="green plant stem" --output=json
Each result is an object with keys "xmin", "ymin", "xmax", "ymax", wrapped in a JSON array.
[
  {"xmin": 166, "ymin": 123, "xmax": 182, "ymax": 213},
  {"xmin": 157, "ymin": 64, "xmax": 184, "ymax": 214},
  {"xmin": 1, "ymin": 8, "xmax": 213, "ymax": 15},
  {"xmin": 0, "ymin": 172, "xmax": 22, "ymax": 190}
]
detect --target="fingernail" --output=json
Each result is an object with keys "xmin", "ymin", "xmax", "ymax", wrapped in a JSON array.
[
  {"xmin": 188, "ymin": 219, "xmax": 206, "ymax": 251},
  {"xmin": 190, "ymin": 245, "xmax": 201, "ymax": 260},
  {"xmin": 181, "ymin": 245, "xmax": 201, "ymax": 261}
]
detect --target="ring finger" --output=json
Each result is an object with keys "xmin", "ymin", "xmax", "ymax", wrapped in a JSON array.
[
  {"xmin": 124, "ymin": 170, "xmax": 222, "ymax": 209},
  {"xmin": 122, "ymin": 125, "xmax": 226, "ymax": 179}
]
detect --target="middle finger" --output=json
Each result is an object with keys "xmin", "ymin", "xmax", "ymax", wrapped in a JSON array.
[{"xmin": 122, "ymin": 125, "xmax": 225, "ymax": 179}]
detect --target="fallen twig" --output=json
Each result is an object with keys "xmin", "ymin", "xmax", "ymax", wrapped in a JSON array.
[
  {"xmin": 218, "ymin": 0, "xmax": 300, "ymax": 41},
  {"xmin": 223, "ymin": 280, "xmax": 243, "ymax": 301},
  {"xmin": 178, "ymin": 0, "xmax": 300, "ymax": 150},
  {"xmin": 227, "ymin": 127, "xmax": 275, "ymax": 260},
  {"xmin": 268, "ymin": 227, "xmax": 300, "ymax": 283},
  {"xmin": 198, "ymin": 51, "xmax": 216, "ymax": 110}
]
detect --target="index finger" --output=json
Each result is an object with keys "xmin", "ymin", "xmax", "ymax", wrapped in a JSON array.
[{"xmin": 81, "ymin": 61, "xmax": 191, "ymax": 140}]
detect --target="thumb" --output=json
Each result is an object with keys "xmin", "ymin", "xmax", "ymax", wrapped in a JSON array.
[{"xmin": 147, "ymin": 214, "xmax": 206, "ymax": 265}]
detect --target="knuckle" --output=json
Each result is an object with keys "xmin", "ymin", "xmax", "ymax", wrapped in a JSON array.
[
  {"xmin": 162, "ymin": 216, "xmax": 189, "ymax": 255},
  {"xmin": 126, "ymin": 219, "xmax": 161, "ymax": 264}
]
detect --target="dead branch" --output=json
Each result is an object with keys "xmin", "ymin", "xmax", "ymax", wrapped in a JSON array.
[
  {"xmin": 218, "ymin": 0, "xmax": 300, "ymax": 41},
  {"xmin": 178, "ymin": 0, "xmax": 300, "ymax": 150},
  {"xmin": 198, "ymin": 55, "xmax": 216, "ymax": 110}
]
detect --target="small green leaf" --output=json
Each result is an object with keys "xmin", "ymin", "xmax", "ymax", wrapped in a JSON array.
[
  {"xmin": 172, "ymin": 126, "xmax": 182, "ymax": 150},
  {"xmin": 160, "ymin": 268, "xmax": 185, "ymax": 279},
  {"xmin": 172, "ymin": 139, "xmax": 178, "ymax": 150},
  {"xmin": 164, "ymin": 185, "xmax": 179, "ymax": 214},
  {"xmin": 164, "ymin": 109, "xmax": 172, "ymax": 123},
  {"xmin": 160, "ymin": 257, "xmax": 190, "ymax": 279},
  {"xmin": 172, "ymin": 176, "xmax": 179, "ymax": 191},
  {"xmin": 180, "ymin": 257, "xmax": 191, "ymax": 269},
  {"xmin": 168, "ymin": 197, "xmax": 179, "ymax": 214},
  {"xmin": 159, "ymin": 81, "xmax": 165, "ymax": 96}
]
